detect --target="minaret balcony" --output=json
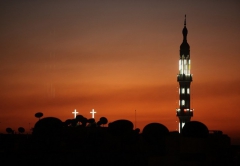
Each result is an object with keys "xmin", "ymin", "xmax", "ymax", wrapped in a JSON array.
[
  {"xmin": 176, "ymin": 108, "xmax": 193, "ymax": 116},
  {"xmin": 177, "ymin": 74, "xmax": 192, "ymax": 82}
]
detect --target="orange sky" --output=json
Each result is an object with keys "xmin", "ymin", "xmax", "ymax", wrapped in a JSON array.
[{"xmin": 0, "ymin": 1, "xmax": 240, "ymax": 143}]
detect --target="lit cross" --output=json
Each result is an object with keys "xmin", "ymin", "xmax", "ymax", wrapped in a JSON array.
[
  {"xmin": 90, "ymin": 109, "xmax": 96, "ymax": 118},
  {"xmin": 72, "ymin": 109, "xmax": 78, "ymax": 118}
]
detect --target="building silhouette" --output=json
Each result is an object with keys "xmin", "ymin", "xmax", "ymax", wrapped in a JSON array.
[{"xmin": 176, "ymin": 15, "xmax": 193, "ymax": 133}]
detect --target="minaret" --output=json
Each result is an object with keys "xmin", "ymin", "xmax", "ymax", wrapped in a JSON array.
[{"xmin": 176, "ymin": 15, "xmax": 193, "ymax": 133}]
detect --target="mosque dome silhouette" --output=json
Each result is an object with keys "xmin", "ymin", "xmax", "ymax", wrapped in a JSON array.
[
  {"xmin": 142, "ymin": 123, "xmax": 169, "ymax": 143},
  {"xmin": 181, "ymin": 121, "xmax": 209, "ymax": 138},
  {"xmin": 109, "ymin": 119, "xmax": 134, "ymax": 131},
  {"xmin": 33, "ymin": 117, "xmax": 63, "ymax": 137}
]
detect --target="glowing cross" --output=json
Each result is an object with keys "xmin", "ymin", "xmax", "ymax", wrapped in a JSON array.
[
  {"xmin": 90, "ymin": 109, "xmax": 96, "ymax": 118},
  {"xmin": 72, "ymin": 109, "xmax": 78, "ymax": 118}
]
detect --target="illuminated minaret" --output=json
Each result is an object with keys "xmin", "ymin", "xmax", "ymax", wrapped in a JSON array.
[{"xmin": 176, "ymin": 15, "xmax": 193, "ymax": 133}]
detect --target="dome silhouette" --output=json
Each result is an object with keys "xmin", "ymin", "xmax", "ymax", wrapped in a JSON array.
[
  {"xmin": 108, "ymin": 119, "xmax": 134, "ymax": 133},
  {"xmin": 33, "ymin": 117, "xmax": 63, "ymax": 137},
  {"xmin": 142, "ymin": 123, "xmax": 169, "ymax": 143},
  {"xmin": 182, "ymin": 121, "xmax": 209, "ymax": 138}
]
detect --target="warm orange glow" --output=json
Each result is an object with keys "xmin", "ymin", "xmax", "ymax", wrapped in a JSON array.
[{"xmin": 0, "ymin": 1, "xmax": 240, "ymax": 144}]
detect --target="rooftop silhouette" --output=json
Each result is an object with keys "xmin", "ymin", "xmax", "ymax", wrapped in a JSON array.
[{"xmin": 0, "ymin": 114, "xmax": 238, "ymax": 165}]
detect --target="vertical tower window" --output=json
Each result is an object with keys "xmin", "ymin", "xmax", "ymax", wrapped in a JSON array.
[
  {"xmin": 181, "ymin": 88, "xmax": 185, "ymax": 94},
  {"xmin": 187, "ymin": 88, "xmax": 190, "ymax": 94},
  {"xmin": 181, "ymin": 100, "xmax": 185, "ymax": 105}
]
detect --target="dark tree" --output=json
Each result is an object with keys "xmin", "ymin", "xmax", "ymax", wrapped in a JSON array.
[
  {"xmin": 18, "ymin": 127, "xmax": 25, "ymax": 134},
  {"xmin": 35, "ymin": 112, "xmax": 43, "ymax": 120},
  {"xmin": 87, "ymin": 118, "xmax": 96, "ymax": 127},
  {"xmin": 134, "ymin": 128, "xmax": 140, "ymax": 134},
  {"xmin": 76, "ymin": 115, "xmax": 86, "ymax": 126},
  {"xmin": 97, "ymin": 117, "xmax": 108, "ymax": 127},
  {"xmin": 64, "ymin": 119, "xmax": 72, "ymax": 127},
  {"xmin": 81, "ymin": 117, "xmax": 88, "ymax": 127},
  {"xmin": 70, "ymin": 119, "xmax": 78, "ymax": 127},
  {"xmin": 76, "ymin": 115, "xmax": 84, "ymax": 121}
]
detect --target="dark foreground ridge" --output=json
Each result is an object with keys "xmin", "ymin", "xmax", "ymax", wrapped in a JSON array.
[{"xmin": 0, "ymin": 117, "xmax": 239, "ymax": 165}]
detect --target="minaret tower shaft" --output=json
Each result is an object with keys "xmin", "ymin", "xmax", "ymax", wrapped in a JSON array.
[{"xmin": 176, "ymin": 15, "xmax": 193, "ymax": 133}]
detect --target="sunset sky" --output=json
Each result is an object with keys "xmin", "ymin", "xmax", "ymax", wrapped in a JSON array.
[{"xmin": 0, "ymin": 0, "xmax": 240, "ymax": 143}]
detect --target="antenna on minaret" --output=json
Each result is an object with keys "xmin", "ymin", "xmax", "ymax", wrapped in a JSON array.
[{"xmin": 184, "ymin": 14, "xmax": 186, "ymax": 26}]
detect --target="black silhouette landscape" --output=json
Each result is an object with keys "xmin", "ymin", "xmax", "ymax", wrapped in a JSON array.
[{"xmin": 1, "ymin": 113, "xmax": 239, "ymax": 165}]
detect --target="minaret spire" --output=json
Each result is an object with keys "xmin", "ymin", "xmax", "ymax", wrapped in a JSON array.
[
  {"xmin": 180, "ymin": 15, "xmax": 189, "ymax": 58},
  {"xmin": 184, "ymin": 14, "xmax": 186, "ymax": 26}
]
